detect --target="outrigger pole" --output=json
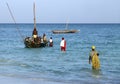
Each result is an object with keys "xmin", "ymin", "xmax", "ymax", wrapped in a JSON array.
[{"xmin": 6, "ymin": 3, "xmax": 24, "ymax": 41}]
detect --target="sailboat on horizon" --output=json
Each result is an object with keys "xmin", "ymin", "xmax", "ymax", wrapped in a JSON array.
[{"xmin": 52, "ymin": 20, "xmax": 80, "ymax": 34}]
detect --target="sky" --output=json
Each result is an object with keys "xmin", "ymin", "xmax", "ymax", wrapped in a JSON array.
[{"xmin": 0, "ymin": 0, "xmax": 120, "ymax": 23}]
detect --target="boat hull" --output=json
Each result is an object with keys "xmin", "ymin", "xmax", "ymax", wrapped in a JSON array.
[
  {"xmin": 24, "ymin": 37, "xmax": 48, "ymax": 48},
  {"xmin": 52, "ymin": 30, "xmax": 79, "ymax": 34}
]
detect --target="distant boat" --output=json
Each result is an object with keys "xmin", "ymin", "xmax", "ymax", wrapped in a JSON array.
[
  {"xmin": 24, "ymin": 3, "xmax": 48, "ymax": 48},
  {"xmin": 52, "ymin": 29, "xmax": 79, "ymax": 34},
  {"xmin": 52, "ymin": 21, "xmax": 80, "ymax": 34}
]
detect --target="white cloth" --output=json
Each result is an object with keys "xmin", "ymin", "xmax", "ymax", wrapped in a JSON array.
[
  {"xmin": 49, "ymin": 39, "xmax": 53, "ymax": 43},
  {"xmin": 60, "ymin": 40, "xmax": 64, "ymax": 47},
  {"xmin": 33, "ymin": 35, "xmax": 37, "ymax": 38}
]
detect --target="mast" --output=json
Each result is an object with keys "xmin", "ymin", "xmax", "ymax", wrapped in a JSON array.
[
  {"xmin": 65, "ymin": 19, "xmax": 69, "ymax": 30},
  {"xmin": 32, "ymin": 2, "xmax": 38, "ymax": 36},
  {"xmin": 33, "ymin": 2, "xmax": 36, "ymax": 29}
]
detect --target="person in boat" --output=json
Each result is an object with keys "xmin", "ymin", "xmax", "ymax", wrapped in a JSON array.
[
  {"xmin": 32, "ymin": 28, "xmax": 38, "ymax": 38},
  {"xmin": 49, "ymin": 37, "xmax": 53, "ymax": 47},
  {"xmin": 36, "ymin": 36, "xmax": 41, "ymax": 44},
  {"xmin": 60, "ymin": 37, "xmax": 66, "ymax": 51},
  {"xmin": 32, "ymin": 28, "xmax": 38, "ymax": 43},
  {"xmin": 43, "ymin": 33, "xmax": 48, "ymax": 43}
]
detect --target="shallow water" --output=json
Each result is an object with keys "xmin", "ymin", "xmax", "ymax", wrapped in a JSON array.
[{"xmin": 0, "ymin": 23, "xmax": 120, "ymax": 84}]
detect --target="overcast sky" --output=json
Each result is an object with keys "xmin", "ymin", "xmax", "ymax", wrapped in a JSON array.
[{"xmin": 0, "ymin": 0, "xmax": 120, "ymax": 23}]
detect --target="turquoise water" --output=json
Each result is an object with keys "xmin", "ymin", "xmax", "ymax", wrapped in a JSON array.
[{"xmin": 0, "ymin": 24, "xmax": 120, "ymax": 84}]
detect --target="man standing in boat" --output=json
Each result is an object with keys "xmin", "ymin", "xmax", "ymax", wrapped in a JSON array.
[
  {"xmin": 32, "ymin": 28, "xmax": 38, "ymax": 38},
  {"xmin": 32, "ymin": 27, "xmax": 38, "ymax": 43},
  {"xmin": 60, "ymin": 37, "xmax": 66, "ymax": 51}
]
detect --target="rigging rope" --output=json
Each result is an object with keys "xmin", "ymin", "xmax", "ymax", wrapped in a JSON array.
[{"xmin": 6, "ymin": 3, "xmax": 24, "ymax": 41}]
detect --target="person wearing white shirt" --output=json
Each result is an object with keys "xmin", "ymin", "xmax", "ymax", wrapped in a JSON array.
[
  {"xmin": 60, "ymin": 37, "xmax": 66, "ymax": 51},
  {"xmin": 49, "ymin": 37, "xmax": 53, "ymax": 47}
]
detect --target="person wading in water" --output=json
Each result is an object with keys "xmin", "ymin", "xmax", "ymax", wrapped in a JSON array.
[
  {"xmin": 60, "ymin": 37, "xmax": 66, "ymax": 51},
  {"xmin": 89, "ymin": 46, "xmax": 100, "ymax": 70}
]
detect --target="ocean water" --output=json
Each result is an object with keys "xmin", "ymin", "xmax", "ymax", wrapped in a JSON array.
[{"xmin": 0, "ymin": 23, "xmax": 120, "ymax": 84}]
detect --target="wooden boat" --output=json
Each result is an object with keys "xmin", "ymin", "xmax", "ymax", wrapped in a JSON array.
[
  {"xmin": 52, "ymin": 20, "xmax": 80, "ymax": 34},
  {"xmin": 52, "ymin": 29, "xmax": 79, "ymax": 34},
  {"xmin": 24, "ymin": 3, "xmax": 48, "ymax": 48},
  {"xmin": 24, "ymin": 36, "xmax": 48, "ymax": 48}
]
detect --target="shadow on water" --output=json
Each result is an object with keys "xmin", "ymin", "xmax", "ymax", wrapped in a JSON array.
[
  {"xmin": 80, "ymin": 67, "xmax": 103, "ymax": 78},
  {"xmin": 91, "ymin": 69, "xmax": 102, "ymax": 78}
]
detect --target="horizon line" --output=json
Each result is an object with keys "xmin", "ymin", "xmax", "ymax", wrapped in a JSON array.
[{"xmin": 0, "ymin": 22, "xmax": 120, "ymax": 24}]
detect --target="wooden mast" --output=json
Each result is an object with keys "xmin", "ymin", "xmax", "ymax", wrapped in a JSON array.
[
  {"xmin": 65, "ymin": 19, "xmax": 69, "ymax": 30},
  {"xmin": 33, "ymin": 2, "xmax": 36, "ymax": 29},
  {"xmin": 32, "ymin": 2, "xmax": 38, "ymax": 36}
]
